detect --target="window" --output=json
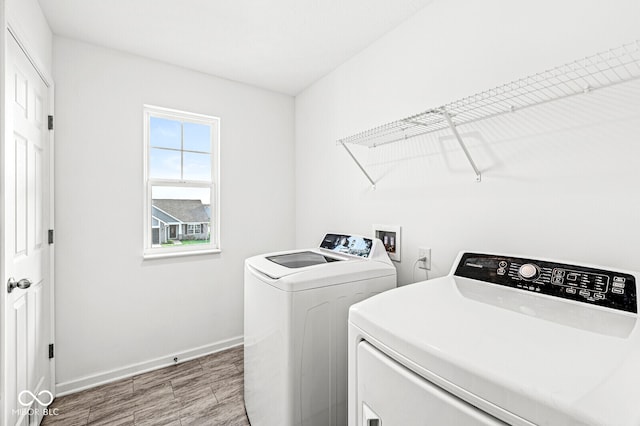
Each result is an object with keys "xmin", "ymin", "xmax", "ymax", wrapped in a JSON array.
[
  {"xmin": 187, "ymin": 224, "xmax": 202, "ymax": 235},
  {"xmin": 144, "ymin": 105, "xmax": 219, "ymax": 258}
]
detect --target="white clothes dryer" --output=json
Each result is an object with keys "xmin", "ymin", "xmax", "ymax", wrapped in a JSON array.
[
  {"xmin": 244, "ymin": 233, "xmax": 396, "ymax": 426},
  {"xmin": 349, "ymin": 251, "xmax": 640, "ymax": 425}
]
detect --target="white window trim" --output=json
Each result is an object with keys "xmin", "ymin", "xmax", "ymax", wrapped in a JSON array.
[{"xmin": 143, "ymin": 105, "xmax": 221, "ymax": 259}]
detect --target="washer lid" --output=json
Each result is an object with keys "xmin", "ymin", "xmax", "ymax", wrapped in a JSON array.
[
  {"xmin": 265, "ymin": 251, "xmax": 343, "ymax": 268},
  {"xmin": 246, "ymin": 249, "xmax": 396, "ymax": 291},
  {"xmin": 349, "ymin": 276, "xmax": 640, "ymax": 426},
  {"xmin": 246, "ymin": 249, "xmax": 354, "ymax": 279}
]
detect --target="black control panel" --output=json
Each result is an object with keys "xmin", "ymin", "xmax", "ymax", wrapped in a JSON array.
[{"xmin": 454, "ymin": 253, "xmax": 637, "ymax": 313}]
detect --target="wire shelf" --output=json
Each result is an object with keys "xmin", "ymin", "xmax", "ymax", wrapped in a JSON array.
[{"xmin": 338, "ymin": 40, "xmax": 640, "ymax": 148}]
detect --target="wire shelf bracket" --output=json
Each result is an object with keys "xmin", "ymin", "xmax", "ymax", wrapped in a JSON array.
[
  {"xmin": 440, "ymin": 108, "xmax": 481, "ymax": 182},
  {"xmin": 339, "ymin": 140, "xmax": 377, "ymax": 189},
  {"xmin": 337, "ymin": 40, "xmax": 640, "ymax": 187}
]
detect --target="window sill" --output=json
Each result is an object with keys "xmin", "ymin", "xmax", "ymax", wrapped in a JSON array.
[{"xmin": 143, "ymin": 248, "xmax": 221, "ymax": 260}]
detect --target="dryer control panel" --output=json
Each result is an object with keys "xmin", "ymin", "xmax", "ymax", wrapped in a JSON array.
[{"xmin": 454, "ymin": 253, "xmax": 637, "ymax": 313}]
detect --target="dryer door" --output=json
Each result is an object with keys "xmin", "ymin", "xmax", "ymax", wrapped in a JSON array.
[{"xmin": 356, "ymin": 341, "xmax": 506, "ymax": 426}]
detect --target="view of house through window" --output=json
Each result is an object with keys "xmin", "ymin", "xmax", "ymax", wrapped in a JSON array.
[
  {"xmin": 152, "ymin": 187, "xmax": 210, "ymax": 247},
  {"xmin": 144, "ymin": 106, "xmax": 219, "ymax": 256}
]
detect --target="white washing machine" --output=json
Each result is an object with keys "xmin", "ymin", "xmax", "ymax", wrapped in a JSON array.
[
  {"xmin": 349, "ymin": 251, "xmax": 640, "ymax": 425},
  {"xmin": 244, "ymin": 233, "xmax": 397, "ymax": 426}
]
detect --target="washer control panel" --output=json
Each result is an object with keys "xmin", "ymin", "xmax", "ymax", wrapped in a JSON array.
[{"xmin": 454, "ymin": 253, "xmax": 637, "ymax": 313}]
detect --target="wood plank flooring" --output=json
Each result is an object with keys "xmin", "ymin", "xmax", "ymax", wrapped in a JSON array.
[{"xmin": 41, "ymin": 346, "xmax": 249, "ymax": 426}]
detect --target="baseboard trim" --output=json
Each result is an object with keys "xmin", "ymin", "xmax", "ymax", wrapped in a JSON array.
[{"xmin": 55, "ymin": 335, "xmax": 243, "ymax": 396}]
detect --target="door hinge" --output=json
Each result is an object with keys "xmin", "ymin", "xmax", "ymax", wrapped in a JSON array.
[
  {"xmin": 48, "ymin": 229, "xmax": 54, "ymax": 244},
  {"xmin": 48, "ymin": 115, "xmax": 54, "ymax": 130},
  {"xmin": 49, "ymin": 344, "xmax": 54, "ymax": 359}
]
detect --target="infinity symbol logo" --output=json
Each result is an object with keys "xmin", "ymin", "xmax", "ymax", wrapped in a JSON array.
[{"xmin": 18, "ymin": 390, "xmax": 54, "ymax": 407}]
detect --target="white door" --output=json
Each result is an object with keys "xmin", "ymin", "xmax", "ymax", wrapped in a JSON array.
[{"xmin": 2, "ymin": 32, "xmax": 53, "ymax": 426}]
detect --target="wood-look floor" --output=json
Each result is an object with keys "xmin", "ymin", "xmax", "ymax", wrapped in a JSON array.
[{"xmin": 41, "ymin": 346, "xmax": 249, "ymax": 426}]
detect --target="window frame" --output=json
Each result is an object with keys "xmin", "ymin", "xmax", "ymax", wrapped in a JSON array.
[
  {"xmin": 143, "ymin": 105, "xmax": 220, "ymax": 259},
  {"xmin": 187, "ymin": 223, "xmax": 203, "ymax": 235}
]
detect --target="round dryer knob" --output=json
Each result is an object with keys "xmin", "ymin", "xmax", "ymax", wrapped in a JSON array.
[{"xmin": 519, "ymin": 263, "xmax": 540, "ymax": 280}]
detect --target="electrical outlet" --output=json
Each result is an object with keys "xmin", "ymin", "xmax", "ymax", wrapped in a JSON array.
[{"xmin": 418, "ymin": 247, "xmax": 431, "ymax": 270}]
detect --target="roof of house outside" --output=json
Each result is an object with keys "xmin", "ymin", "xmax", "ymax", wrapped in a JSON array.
[
  {"xmin": 152, "ymin": 199, "xmax": 209, "ymax": 223},
  {"xmin": 152, "ymin": 205, "xmax": 180, "ymax": 224}
]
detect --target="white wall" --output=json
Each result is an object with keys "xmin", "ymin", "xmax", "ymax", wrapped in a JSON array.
[
  {"xmin": 6, "ymin": 0, "xmax": 52, "ymax": 77},
  {"xmin": 53, "ymin": 37, "xmax": 295, "ymax": 391},
  {"xmin": 295, "ymin": 0, "xmax": 640, "ymax": 285}
]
